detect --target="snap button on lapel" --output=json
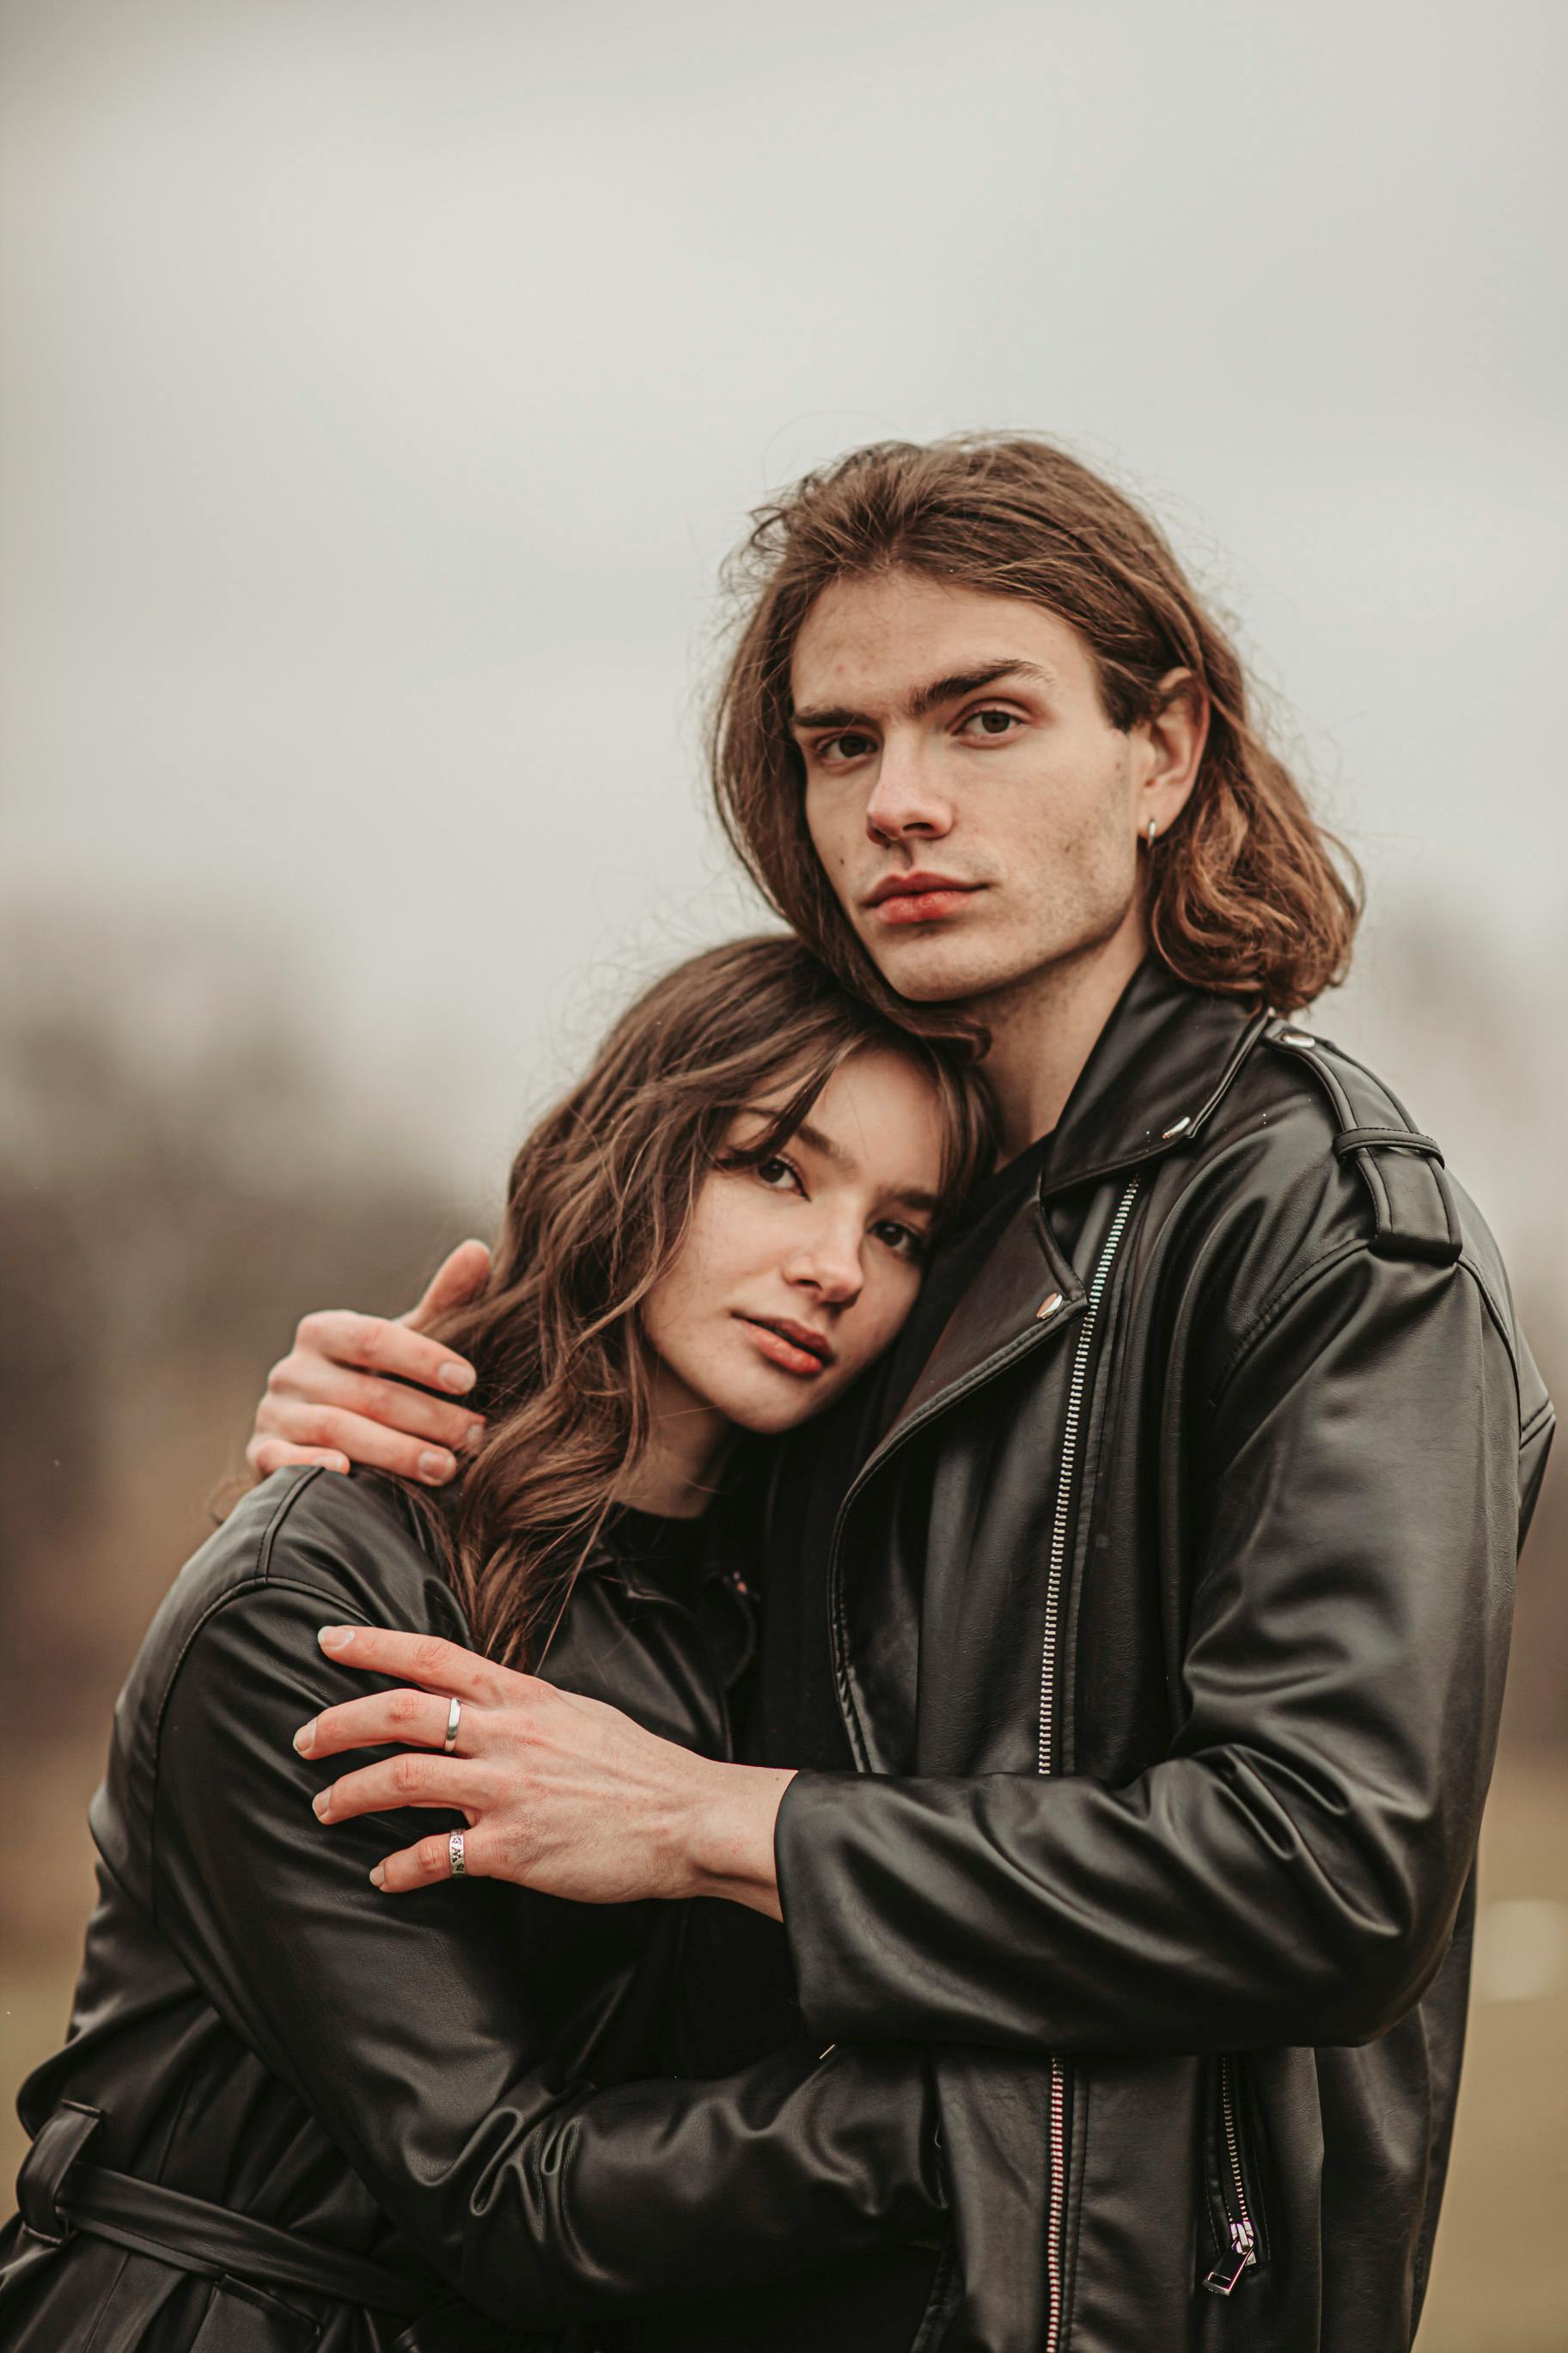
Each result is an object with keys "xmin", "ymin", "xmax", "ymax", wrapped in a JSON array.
[
  {"xmin": 1035, "ymin": 1291, "xmax": 1064, "ymax": 1321},
  {"xmin": 1280, "ymin": 1030, "xmax": 1315, "ymax": 1048},
  {"xmin": 1162, "ymin": 1115, "xmax": 1192, "ymax": 1139}
]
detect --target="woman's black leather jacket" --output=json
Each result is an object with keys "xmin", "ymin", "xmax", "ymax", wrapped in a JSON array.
[
  {"xmin": 0, "ymin": 1471, "xmax": 943, "ymax": 2352},
  {"xmin": 771, "ymin": 963, "xmax": 1555, "ymax": 2353}
]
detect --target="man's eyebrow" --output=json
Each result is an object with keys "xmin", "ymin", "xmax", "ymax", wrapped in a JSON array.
[
  {"xmin": 792, "ymin": 1118, "xmax": 939, "ymax": 1215},
  {"xmin": 790, "ymin": 660, "xmax": 1055, "ymax": 735}
]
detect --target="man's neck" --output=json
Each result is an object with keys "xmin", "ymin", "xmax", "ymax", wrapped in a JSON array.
[{"xmin": 973, "ymin": 912, "xmax": 1149, "ymax": 1162}]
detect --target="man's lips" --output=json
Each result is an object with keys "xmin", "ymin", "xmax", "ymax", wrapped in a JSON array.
[
  {"xmin": 735, "ymin": 1315, "xmax": 835, "ymax": 1378},
  {"xmin": 863, "ymin": 871, "xmax": 984, "ymax": 926}
]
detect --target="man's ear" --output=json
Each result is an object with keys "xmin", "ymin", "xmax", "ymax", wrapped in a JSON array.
[{"xmin": 1135, "ymin": 668, "xmax": 1208, "ymax": 837}]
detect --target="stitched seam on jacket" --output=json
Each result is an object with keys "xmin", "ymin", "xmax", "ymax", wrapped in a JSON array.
[
  {"xmin": 1456, "ymin": 1254, "xmax": 1527, "ymax": 1430},
  {"xmin": 1206, "ymin": 1238, "xmax": 1366, "ymax": 1410},
  {"xmin": 144, "ymin": 1470, "xmax": 372, "ymax": 1922},
  {"xmin": 147, "ymin": 1571, "xmax": 372, "ymax": 1927},
  {"xmin": 1520, "ymin": 1398, "xmax": 1555, "ymax": 1446},
  {"xmin": 1212, "ymin": 1240, "xmax": 1525, "ymax": 1446},
  {"xmin": 148, "ymin": 1468, "xmax": 326, "ymax": 1737}
]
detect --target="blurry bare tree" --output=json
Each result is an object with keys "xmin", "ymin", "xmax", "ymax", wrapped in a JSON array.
[{"xmin": 0, "ymin": 907, "xmax": 479, "ymax": 1996}]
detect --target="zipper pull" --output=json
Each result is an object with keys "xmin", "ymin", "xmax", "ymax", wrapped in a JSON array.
[{"xmin": 1203, "ymin": 2218, "xmax": 1256, "ymax": 2296}]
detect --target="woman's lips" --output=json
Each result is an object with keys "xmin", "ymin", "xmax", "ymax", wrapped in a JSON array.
[{"xmin": 736, "ymin": 1317, "xmax": 832, "ymax": 1378}]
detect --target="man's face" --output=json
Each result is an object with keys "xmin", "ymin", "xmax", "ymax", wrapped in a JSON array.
[{"xmin": 792, "ymin": 570, "xmax": 1153, "ymax": 1006}]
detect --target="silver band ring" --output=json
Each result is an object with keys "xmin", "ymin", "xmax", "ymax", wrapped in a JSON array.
[
  {"xmin": 448, "ymin": 1829, "xmax": 467, "ymax": 1879},
  {"xmin": 442, "ymin": 1695, "xmax": 461, "ymax": 1755}
]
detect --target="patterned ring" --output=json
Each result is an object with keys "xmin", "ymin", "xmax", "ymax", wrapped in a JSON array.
[
  {"xmin": 442, "ymin": 1695, "xmax": 462, "ymax": 1755},
  {"xmin": 448, "ymin": 1829, "xmax": 467, "ymax": 1879}
]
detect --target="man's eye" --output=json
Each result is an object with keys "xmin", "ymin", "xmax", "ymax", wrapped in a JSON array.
[
  {"xmin": 959, "ymin": 707, "xmax": 1022, "ymax": 739},
  {"xmin": 816, "ymin": 730, "xmax": 877, "ymax": 764}
]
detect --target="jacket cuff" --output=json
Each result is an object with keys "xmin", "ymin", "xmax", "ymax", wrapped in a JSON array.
[{"xmin": 775, "ymin": 1768, "xmax": 909, "ymax": 2038}]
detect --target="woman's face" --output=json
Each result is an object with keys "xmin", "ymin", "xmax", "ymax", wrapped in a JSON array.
[{"xmin": 642, "ymin": 1048, "xmax": 947, "ymax": 1437}]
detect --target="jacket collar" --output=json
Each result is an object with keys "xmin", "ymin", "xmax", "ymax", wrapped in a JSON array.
[
  {"xmin": 868, "ymin": 963, "xmax": 1266, "ymax": 1442},
  {"xmin": 1037, "ymin": 956, "xmax": 1266, "ymax": 1201}
]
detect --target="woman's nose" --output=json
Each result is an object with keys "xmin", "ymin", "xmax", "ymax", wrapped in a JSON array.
[{"xmin": 787, "ymin": 1227, "xmax": 864, "ymax": 1305}]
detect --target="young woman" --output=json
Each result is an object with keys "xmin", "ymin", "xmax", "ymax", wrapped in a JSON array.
[{"xmin": 0, "ymin": 936, "xmax": 990, "ymax": 2353}]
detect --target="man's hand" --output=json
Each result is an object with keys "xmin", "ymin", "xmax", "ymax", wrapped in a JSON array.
[
  {"xmin": 246, "ymin": 1240, "xmax": 491, "ymax": 1488},
  {"xmin": 293, "ymin": 1624, "xmax": 793, "ymax": 1920}
]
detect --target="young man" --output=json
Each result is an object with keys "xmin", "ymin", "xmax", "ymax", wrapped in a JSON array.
[{"xmin": 250, "ymin": 437, "xmax": 1553, "ymax": 2351}]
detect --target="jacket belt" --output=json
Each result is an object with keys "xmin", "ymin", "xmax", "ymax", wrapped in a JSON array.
[{"xmin": 17, "ymin": 2100, "xmax": 437, "ymax": 2321}]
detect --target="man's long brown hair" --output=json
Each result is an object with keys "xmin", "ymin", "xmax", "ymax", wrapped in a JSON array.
[
  {"xmin": 711, "ymin": 434, "xmax": 1361, "ymax": 1024},
  {"xmin": 408, "ymin": 934, "xmax": 991, "ymax": 1666}
]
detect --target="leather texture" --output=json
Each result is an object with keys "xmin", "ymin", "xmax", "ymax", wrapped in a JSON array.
[
  {"xmin": 0, "ymin": 1472, "xmax": 944, "ymax": 2350},
  {"xmin": 772, "ymin": 959, "xmax": 1553, "ymax": 2353}
]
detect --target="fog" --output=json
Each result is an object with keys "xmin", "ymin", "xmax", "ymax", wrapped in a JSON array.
[{"xmin": 3, "ymin": 0, "xmax": 1565, "ymax": 1238}]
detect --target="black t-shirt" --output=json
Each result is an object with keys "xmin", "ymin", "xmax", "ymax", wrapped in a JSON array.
[{"xmin": 601, "ymin": 1500, "xmax": 707, "ymax": 1610}]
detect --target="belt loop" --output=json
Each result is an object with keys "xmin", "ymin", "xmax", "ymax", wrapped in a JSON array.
[{"xmin": 16, "ymin": 2101, "xmax": 105, "ymax": 2246}]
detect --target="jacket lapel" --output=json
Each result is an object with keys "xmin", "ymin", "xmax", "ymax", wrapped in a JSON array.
[{"xmin": 869, "ymin": 964, "xmax": 1265, "ymax": 1464}]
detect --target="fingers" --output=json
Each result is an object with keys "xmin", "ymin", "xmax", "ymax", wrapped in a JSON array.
[
  {"xmin": 370, "ymin": 1828, "xmax": 493, "ymax": 1894},
  {"xmin": 400, "ymin": 1239, "xmax": 492, "ymax": 1336},
  {"xmin": 292, "ymin": 1307, "xmax": 479, "ymax": 1400},
  {"xmin": 265, "ymin": 1356, "xmax": 482, "ymax": 1456},
  {"xmin": 253, "ymin": 1395, "xmax": 461, "ymax": 1486},
  {"xmin": 295, "ymin": 1688, "xmax": 458, "ymax": 1761},
  {"xmin": 316, "ymin": 1623, "xmax": 510, "ymax": 1705},
  {"xmin": 312, "ymin": 1750, "xmax": 487, "ymax": 1825},
  {"xmin": 246, "ymin": 1435, "xmax": 351, "ymax": 1480}
]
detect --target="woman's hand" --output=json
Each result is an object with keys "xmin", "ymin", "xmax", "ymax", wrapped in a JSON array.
[
  {"xmin": 294, "ymin": 1625, "xmax": 792, "ymax": 1919},
  {"xmin": 246, "ymin": 1240, "xmax": 491, "ymax": 1486}
]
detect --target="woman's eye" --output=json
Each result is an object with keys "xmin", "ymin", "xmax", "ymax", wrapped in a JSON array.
[
  {"xmin": 874, "ymin": 1219, "xmax": 927, "ymax": 1261},
  {"xmin": 756, "ymin": 1155, "xmax": 804, "ymax": 1195},
  {"xmin": 959, "ymin": 707, "xmax": 1022, "ymax": 739}
]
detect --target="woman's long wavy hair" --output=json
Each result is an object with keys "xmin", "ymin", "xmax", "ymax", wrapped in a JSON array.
[
  {"xmin": 710, "ymin": 435, "xmax": 1362, "ymax": 1028},
  {"xmin": 405, "ymin": 935, "xmax": 992, "ymax": 1667}
]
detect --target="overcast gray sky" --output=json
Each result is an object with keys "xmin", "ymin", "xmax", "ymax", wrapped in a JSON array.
[{"xmin": 3, "ymin": 0, "xmax": 1565, "ymax": 1276}]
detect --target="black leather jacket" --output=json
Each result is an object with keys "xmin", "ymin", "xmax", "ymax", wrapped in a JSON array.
[
  {"xmin": 0, "ymin": 1472, "xmax": 943, "ymax": 2351},
  {"xmin": 771, "ymin": 960, "xmax": 1554, "ymax": 2353}
]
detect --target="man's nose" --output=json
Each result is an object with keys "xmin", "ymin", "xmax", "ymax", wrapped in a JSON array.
[{"xmin": 863, "ymin": 733, "xmax": 954, "ymax": 846}]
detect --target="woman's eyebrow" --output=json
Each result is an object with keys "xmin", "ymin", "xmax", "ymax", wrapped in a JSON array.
[
  {"xmin": 790, "ymin": 659, "xmax": 1054, "ymax": 736},
  {"xmin": 793, "ymin": 1117, "xmax": 939, "ymax": 1214},
  {"xmin": 889, "ymin": 1187, "xmax": 941, "ymax": 1215}
]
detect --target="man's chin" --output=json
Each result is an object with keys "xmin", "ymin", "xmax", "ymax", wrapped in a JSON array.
[{"xmin": 861, "ymin": 931, "xmax": 1023, "ymax": 1006}]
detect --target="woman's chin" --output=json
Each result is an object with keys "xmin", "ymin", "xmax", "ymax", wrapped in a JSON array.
[{"xmin": 713, "ymin": 1366, "xmax": 848, "ymax": 1437}]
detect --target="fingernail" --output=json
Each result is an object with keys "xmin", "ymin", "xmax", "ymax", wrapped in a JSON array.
[
  {"xmin": 293, "ymin": 1720, "xmax": 317, "ymax": 1755},
  {"xmin": 461, "ymin": 1421, "xmax": 486, "ymax": 1456},
  {"xmin": 439, "ymin": 1363, "xmax": 477, "ymax": 1396},
  {"xmin": 369, "ymin": 1864, "xmax": 386, "ymax": 1889},
  {"xmin": 312, "ymin": 1789, "xmax": 330, "ymax": 1819},
  {"xmin": 418, "ymin": 1450, "xmax": 454, "ymax": 1483},
  {"xmin": 318, "ymin": 1626, "xmax": 355, "ymax": 1653}
]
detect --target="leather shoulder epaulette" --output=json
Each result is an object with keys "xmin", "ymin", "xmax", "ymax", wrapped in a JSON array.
[{"xmin": 1263, "ymin": 1018, "xmax": 1462, "ymax": 1266}]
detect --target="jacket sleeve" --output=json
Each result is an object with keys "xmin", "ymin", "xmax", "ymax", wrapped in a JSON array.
[
  {"xmin": 152, "ymin": 1570, "xmax": 943, "ymax": 2332},
  {"xmin": 775, "ymin": 1242, "xmax": 1528, "ymax": 2055}
]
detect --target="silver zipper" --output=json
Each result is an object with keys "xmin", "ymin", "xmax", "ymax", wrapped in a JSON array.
[
  {"xmin": 1038, "ymin": 1177, "xmax": 1140, "ymax": 2353},
  {"xmin": 1204, "ymin": 2057, "xmax": 1259, "ymax": 2295}
]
